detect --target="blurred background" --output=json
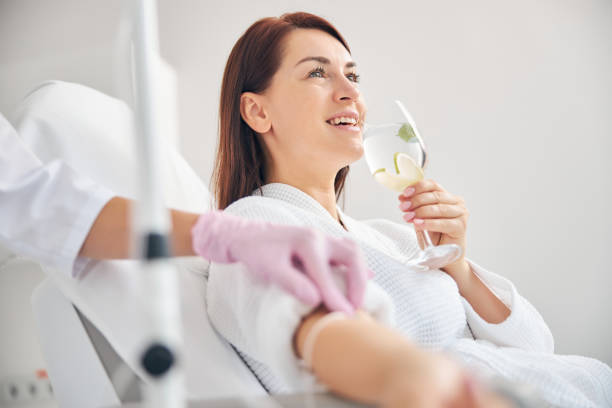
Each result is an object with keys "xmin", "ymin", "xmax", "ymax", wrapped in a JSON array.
[{"xmin": 1, "ymin": 0, "xmax": 610, "ymax": 406}]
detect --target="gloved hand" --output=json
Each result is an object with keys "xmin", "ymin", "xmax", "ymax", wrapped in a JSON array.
[{"xmin": 191, "ymin": 210, "xmax": 370, "ymax": 313}]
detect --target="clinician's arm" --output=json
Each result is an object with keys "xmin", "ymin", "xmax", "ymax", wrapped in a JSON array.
[
  {"xmin": 82, "ymin": 200, "xmax": 368, "ymax": 312},
  {"xmin": 85, "ymin": 198, "xmax": 368, "ymax": 313},
  {"xmin": 79, "ymin": 196, "xmax": 198, "ymax": 258}
]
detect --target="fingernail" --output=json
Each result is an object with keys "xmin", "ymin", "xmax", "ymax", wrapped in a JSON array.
[
  {"xmin": 403, "ymin": 212, "xmax": 415, "ymax": 221},
  {"xmin": 413, "ymin": 218, "xmax": 424, "ymax": 225},
  {"xmin": 403, "ymin": 187, "xmax": 415, "ymax": 196},
  {"xmin": 342, "ymin": 303, "xmax": 355, "ymax": 316},
  {"xmin": 399, "ymin": 201, "xmax": 412, "ymax": 211},
  {"xmin": 301, "ymin": 288, "xmax": 321, "ymax": 306},
  {"xmin": 330, "ymin": 297, "xmax": 355, "ymax": 315}
]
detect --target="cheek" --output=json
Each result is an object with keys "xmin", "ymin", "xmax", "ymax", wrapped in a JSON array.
[
  {"xmin": 273, "ymin": 86, "xmax": 318, "ymax": 132},
  {"xmin": 280, "ymin": 94, "xmax": 325, "ymax": 145}
]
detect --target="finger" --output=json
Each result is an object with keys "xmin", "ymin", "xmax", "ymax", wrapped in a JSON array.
[
  {"xmin": 275, "ymin": 262, "xmax": 322, "ymax": 306},
  {"xmin": 413, "ymin": 217, "xmax": 465, "ymax": 238},
  {"xmin": 412, "ymin": 204, "xmax": 465, "ymax": 220},
  {"xmin": 400, "ymin": 179, "xmax": 445, "ymax": 198},
  {"xmin": 408, "ymin": 190, "xmax": 461, "ymax": 211},
  {"xmin": 328, "ymin": 237, "xmax": 368, "ymax": 308},
  {"xmin": 296, "ymin": 244, "xmax": 355, "ymax": 314}
]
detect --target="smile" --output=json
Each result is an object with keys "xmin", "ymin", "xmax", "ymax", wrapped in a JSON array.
[{"xmin": 326, "ymin": 121, "xmax": 361, "ymax": 132}]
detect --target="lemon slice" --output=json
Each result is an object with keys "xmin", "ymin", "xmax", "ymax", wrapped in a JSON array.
[
  {"xmin": 373, "ymin": 170, "xmax": 412, "ymax": 192},
  {"xmin": 394, "ymin": 152, "xmax": 424, "ymax": 180},
  {"xmin": 373, "ymin": 153, "xmax": 424, "ymax": 192}
]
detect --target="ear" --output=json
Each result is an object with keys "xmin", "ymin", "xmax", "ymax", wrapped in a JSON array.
[{"xmin": 240, "ymin": 92, "xmax": 271, "ymax": 134}]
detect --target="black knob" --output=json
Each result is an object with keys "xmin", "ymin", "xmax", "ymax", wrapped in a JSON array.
[{"xmin": 141, "ymin": 343, "xmax": 175, "ymax": 378}]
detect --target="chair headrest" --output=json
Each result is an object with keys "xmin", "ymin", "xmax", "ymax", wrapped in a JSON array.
[{"xmin": 13, "ymin": 80, "xmax": 212, "ymax": 213}]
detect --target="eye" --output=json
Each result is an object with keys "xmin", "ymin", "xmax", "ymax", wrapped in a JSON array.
[
  {"xmin": 308, "ymin": 66, "xmax": 326, "ymax": 78},
  {"xmin": 346, "ymin": 72, "xmax": 361, "ymax": 83}
]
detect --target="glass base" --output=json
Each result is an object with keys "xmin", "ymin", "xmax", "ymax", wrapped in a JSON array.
[{"xmin": 407, "ymin": 243, "xmax": 463, "ymax": 271}]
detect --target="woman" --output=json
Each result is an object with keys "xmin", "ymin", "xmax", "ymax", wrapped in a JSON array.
[{"xmin": 206, "ymin": 12, "xmax": 612, "ymax": 407}]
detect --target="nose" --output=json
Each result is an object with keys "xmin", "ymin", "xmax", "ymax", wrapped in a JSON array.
[{"xmin": 333, "ymin": 74, "xmax": 361, "ymax": 103}]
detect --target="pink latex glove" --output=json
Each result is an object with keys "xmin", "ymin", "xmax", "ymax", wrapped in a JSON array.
[{"xmin": 191, "ymin": 211, "xmax": 370, "ymax": 313}]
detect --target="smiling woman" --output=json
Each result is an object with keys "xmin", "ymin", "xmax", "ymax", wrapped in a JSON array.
[
  {"xmin": 213, "ymin": 13, "xmax": 364, "ymax": 215},
  {"xmin": 207, "ymin": 11, "xmax": 612, "ymax": 408}
]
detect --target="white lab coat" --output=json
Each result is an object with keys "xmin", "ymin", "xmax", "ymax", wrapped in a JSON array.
[{"xmin": 0, "ymin": 114, "xmax": 114, "ymax": 275}]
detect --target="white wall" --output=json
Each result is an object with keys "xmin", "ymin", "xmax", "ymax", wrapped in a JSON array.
[{"xmin": 1, "ymin": 0, "xmax": 610, "ymax": 382}]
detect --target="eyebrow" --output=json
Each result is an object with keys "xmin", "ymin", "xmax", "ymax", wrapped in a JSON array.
[{"xmin": 294, "ymin": 56, "xmax": 357, "ymax": 69}]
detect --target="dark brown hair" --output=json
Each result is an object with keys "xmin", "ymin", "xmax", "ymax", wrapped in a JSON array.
[{"xmin": 212, "ymin": 12, "xmax": 351, "ymax": 209}]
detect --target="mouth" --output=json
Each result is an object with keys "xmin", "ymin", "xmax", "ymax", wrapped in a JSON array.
[{"xmin": 325, "ymin": 116, "xmax": 362, "ymax": 133}]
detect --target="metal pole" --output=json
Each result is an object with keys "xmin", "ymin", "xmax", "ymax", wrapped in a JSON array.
[{"xmin": 130, "ymin": 0, "xmax": 185, "ymax": 407}]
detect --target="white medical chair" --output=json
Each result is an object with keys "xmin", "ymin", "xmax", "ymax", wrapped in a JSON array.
[{"xmin": 13, "ymin": 81, "xmax": 268, "ymax": 407}]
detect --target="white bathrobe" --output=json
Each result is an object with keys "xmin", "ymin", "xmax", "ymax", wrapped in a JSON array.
[{"xmin": 207, "ymin": 183, "xmax": 612, "ymax": 407}]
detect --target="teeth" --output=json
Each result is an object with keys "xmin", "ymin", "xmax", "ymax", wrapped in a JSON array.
[{"xmin": 329, "ymin": 116, "xmax": 358, "ymax": 125}]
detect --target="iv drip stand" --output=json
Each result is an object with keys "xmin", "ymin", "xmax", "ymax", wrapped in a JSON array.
[{"xmin": 130, "ymin": 0, "xmax": 185, "ymax": 407}]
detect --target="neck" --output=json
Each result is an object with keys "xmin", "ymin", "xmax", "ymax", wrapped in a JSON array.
[{"xmin": 266, "ymin": 166, "xmax": 340, "ymax": 223}]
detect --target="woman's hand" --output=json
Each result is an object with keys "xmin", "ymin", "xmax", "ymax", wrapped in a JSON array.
[
  {"xmin": 398, "ymin": 179, "xmax": 470, "ymax": 275},
  {"xmin": 191, "ymin": 211, "xmax": 370, "ymax": 314},
  {"xmin": 382, "ymin": 352, "xmax": 512, "ymax": 408}
]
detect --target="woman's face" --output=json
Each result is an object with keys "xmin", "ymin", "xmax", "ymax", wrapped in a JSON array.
[{"xmin": 252, "ymin": 28, "xmax": 367, "ymax": 180}]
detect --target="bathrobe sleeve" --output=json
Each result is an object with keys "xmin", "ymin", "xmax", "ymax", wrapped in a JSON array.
[
  {"xmin": 461, "ymin": 259, "xmax": 555, "ymax": 353},
  {"xmin": 206, "ymin": 197, "xmax": 394, "ymax": 389}
]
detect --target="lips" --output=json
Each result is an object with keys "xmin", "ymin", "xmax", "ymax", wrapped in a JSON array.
[
  {"xmin": 325, "ymin": 119, "xmax": 361, "ymax": 133},
  {"xmin": 326, "ymin": 110, "xmax": 360, "ymax": 126}
]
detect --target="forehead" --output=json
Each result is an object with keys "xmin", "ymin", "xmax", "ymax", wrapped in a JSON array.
[{"xmin": 281, "ymin": 28, "xmax": 352, "ymax": 67}]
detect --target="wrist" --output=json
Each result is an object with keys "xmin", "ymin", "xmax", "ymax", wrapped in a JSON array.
[
  {"xmin": 171, "ymin": 210, "xmax": 200, "ymax": 256},
  {"xmin": 192, "ymin": 211, "xmax": 272, "ymax": 263},
  {"xmin": 442, "ymin": 260, "xmax": 472, "ymax": 292},
  {"xmin": 191, "ymin": 211, "xmax": 239, "ymax": 262}
]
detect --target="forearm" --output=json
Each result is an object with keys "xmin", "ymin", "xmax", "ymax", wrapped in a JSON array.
[
  {"xmin": 78, "ymin": 196, "xmax": 199, "ymax": 259},
  {"xmin": 294, "ymin": 309, "xmax": 512, "ymax": 407},
  {"xmin": 444, "ymin": 261, "xmax": 510, "ymax": 324},
  {"xmin": 295, "ymin": 309, "xmax": 428, "ymax": 405}
]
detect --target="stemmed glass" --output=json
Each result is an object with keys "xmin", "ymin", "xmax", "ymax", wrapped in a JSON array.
[{"xmin": 362, "ymin": 100, "xmax": 462, "ymax": 270}]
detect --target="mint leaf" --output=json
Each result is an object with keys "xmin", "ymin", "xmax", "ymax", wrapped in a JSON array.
[{"xmin": 397, "ymin": 123, "xmax": 417, "ymax": 143}]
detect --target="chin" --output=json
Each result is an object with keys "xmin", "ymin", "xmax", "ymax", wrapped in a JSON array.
[{"xmin": 342, "ymin": 141, "xmax": 365, "ymax": 166}]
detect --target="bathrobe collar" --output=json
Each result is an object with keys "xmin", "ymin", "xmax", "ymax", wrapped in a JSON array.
[{"xmin": 253, "ymin": 182, "xmax": 349, "ymax": 231}]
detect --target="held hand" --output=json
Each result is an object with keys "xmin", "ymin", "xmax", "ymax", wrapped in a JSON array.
[
  {"xmin": 382, "ymin": 352, "xmax": 512, "ymax": 408},
  {"xmin": 382, "ymin": 352, "xmax": 479, "ymax": 408},
  {"xmin": 398, "ymin": 179, "xmax": 469, "ymax": 273},
  {"xmin": 191, "ymin": 211, "xmax": 369, "ymax": 314}
]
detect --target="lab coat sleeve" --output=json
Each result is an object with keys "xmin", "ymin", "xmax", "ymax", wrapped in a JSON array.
[
  {"xmin": 206, "ymin": 197, "xmax": 394, "ymax": 390},
  {"xmin": 0, "ymin": 114, "xmax": 114, "ymax": 276},
  {"xmin": 461, "ymin": 259, "xmax": 555, "ymax": 353}
]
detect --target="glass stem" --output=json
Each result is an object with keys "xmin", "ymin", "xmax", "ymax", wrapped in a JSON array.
[{"xmin": 423, "ymin": 229, "xmax": 435, "ymax": 247}]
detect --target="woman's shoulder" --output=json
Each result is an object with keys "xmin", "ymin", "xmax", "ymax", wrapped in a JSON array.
[{"xmin": 224, "ymin": 195, "xmax": 304, "ymax": 225}]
